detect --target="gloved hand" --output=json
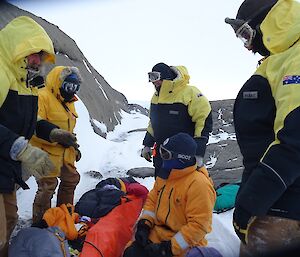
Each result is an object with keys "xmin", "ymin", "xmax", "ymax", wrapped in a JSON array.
[
  {"xmin": 233, "ymin": 205, "xmax": 256, "ymax": 245},
  {"xmin": 49, "ymin": 128, "xmax": 79, "ymax": 148},
  {"xmin": 195, "ymin": 155, "xmax": 204, "ymax": 168},
  {"xmin": 145, "ymin": 241, "xmax": 173, "ymax": 257},
  {"xmin": 75, "ymin": 148, "xmax": 81, "ymax": 162},
  {"xmin": 14, "ymin": 141, "xmax": 54, "ymax": 180},
  {"xmin": 141, "ymin": 146, "xmax": 152, "ymax": 162},
  {"xmin": 135, "ymin": 219, "xmax": 151, "ymax": 247}
]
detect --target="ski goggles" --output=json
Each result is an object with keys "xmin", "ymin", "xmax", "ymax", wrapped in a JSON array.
[
  {"xmin": 159, "ymin": 145, "xmax": 193, "ymax": 161},
  {"xmin": 61, "ymin": 81, "xmax": 80, "ymax": 94},
  {"xmin": 225, "ymin": 18, "xmax": 256, "ymax": 49},
  {"xmin": 148, "ymin": 71, "xmax": 161, "ymax": 82}
]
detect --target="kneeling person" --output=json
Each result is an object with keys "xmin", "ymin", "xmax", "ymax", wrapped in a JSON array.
[{"xmin": 124, "ymin": 132, "xmax": 216, "ymax": 257}]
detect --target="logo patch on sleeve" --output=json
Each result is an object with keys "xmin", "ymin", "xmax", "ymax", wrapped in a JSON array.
[{"xmin": 283, "ymin": 75, "xmax": 300, "ymax": 85}]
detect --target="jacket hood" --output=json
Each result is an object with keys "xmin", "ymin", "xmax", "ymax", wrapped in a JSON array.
[
  {"xmin": 172, "ymin": 65, "xmax": 190, "ymax": 85},
  {"xmin": 261, "ymin": 0, "xmax": 300, "ymax": 54},
  {"xmin": 0, "ymin": 16, "xmax": 55, "ymax": 64},
  {"xmin": 45, "ymin": 66, "xmax": 82, "ymax": 101}
]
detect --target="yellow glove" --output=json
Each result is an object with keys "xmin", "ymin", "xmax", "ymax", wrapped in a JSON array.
[{"xmin": 16, "ymin": 143, "xmax": 55, "ymax": 180}]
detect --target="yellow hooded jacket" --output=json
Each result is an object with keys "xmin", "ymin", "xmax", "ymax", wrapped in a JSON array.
[
  {"xmin": 234, "ymin": 0, "xmax": 300, "ymax": 219},
  {"xmin": 0, "ymin": 16, "xmax": 55, "ymax": 192},
  {"xmin": 30, "ymin": 66, "xmax": 79, "ymax": 177},
  {"xmin": 140, "ymin": 166, "xmax": 216, "ymax": 256},
  {"xmin": 143, "ymin": 66, "xmax": 212, "ymax": 157}
]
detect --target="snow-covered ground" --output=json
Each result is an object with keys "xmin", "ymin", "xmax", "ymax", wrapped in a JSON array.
[{"xmin": 17, "ymin": 98, "xmax": 239, "ymax": 257}]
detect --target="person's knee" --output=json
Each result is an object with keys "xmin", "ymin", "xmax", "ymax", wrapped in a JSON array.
[
  {"xmin": 61, "ymin": 169, "xmax": 80, "ymax": 187},
  {"xmin": 123, "ymin": 241, "xmax": 146, "ymax": 257},
  {"xmin": 37, "ymin": 177, "xmax": 58, "ymax": 196}
]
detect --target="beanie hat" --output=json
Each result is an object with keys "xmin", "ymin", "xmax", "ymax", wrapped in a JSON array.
[
  {"xmin": 162, "ymin": 132, "xmax": 197, "ymax": 161},
  {"xmin": 64, "ymin": 73, "xmax": 80, "ymax": 84},
  {"xmin": 152, "ymin": 62, "xmax": 177, "ymax": 81},
  {"xmin": 236, "ymin": 0, "xmax": 277, "ymax": 24},
  {"xmin": 186, "ymin": 246, "xmax": 223, "ymax": 257}
]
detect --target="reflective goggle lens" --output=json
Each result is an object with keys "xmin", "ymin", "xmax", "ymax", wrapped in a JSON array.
[
  {"xmin": 159, "ymin": 145, "xmax": 173, "ymax": 160},
  {"xmin": 148, "ymin": 72, "xmax": 161, "ymax": 82},
  {"xmin": 61, "ymin": 81, "xmax": 80, "ymax": 93},
  {"xmin": 235, "ymin": 22, "xmax": 256, "ymax": 48}
]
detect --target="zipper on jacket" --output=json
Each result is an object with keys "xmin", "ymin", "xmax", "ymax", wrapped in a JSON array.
[
  {"xmin": 156, "ymin": 185, "xmax": 166, "ymax": 214},
  {"xmin": 165, "ymin": 188, "xmax": 174, "ymax": 224}
]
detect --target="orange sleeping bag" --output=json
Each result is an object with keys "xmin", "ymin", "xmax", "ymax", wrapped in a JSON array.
[{"xmin": 80, "ymin": 195, "xmax": 143, "ymax": 257}]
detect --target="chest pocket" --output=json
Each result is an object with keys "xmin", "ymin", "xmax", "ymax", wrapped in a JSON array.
[{"xmin": 47, "ymin": 112, "xmax": 69, "ymax": 130}]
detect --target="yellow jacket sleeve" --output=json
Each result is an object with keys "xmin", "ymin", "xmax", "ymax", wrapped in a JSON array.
[{"xmin": 140, "ymin": 180, "xmax": 160, "ymax": 227}]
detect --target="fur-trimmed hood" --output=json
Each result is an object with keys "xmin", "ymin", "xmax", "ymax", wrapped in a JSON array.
[{"xmin": 45, "ymin": 66, "xmax": 82, "ymax": 101}]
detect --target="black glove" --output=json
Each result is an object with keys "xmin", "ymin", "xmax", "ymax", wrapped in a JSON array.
[
  {"xmin": 135, "ymin": 219, "xmax": 151, "ymax": 247},
  {"xmin": 49, "ymin": 128, "xmax": 79, "ymax": 148},
  {"xmin": 75, "ymin": 148, "xmax": 81, "ymax": 162},
  {"xmin": 145, "ymin": 241, "xmax": 173, "ymax": 257},
  {"xmin": 233, "ymin": 205, "xmax": 256, "ymax": 245}
]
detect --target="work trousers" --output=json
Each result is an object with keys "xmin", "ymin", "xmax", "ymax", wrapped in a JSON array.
[
  {"xmin": 240, "ymin": 215, "xmax": 300, "ymax": 257},
  {"xmin": 0, "ymin": 191, "xmax": 18, "ymax": 257},
  {"xmin": 32, "ymin": 165, "xmax": 80, "ymax": 223}
]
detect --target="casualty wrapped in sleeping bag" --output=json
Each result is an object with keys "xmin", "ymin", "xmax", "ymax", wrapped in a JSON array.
[{"xmin": 80, "ymin": 195, "xmax": 143, "ymax": 257}]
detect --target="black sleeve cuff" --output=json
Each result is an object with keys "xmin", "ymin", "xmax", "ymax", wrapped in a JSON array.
[
  {"xmin": 237, "ymin": 163, "xmax": 287, "ymax": 216},
  {"xmin": 36, "ymin": 120, "xmax": 59, "ymax": 142},
  {"xmin": 143, "ymin": 131, "xmax": 155, "ymax": 147},
  {"xmin": 194, "ymin": 136, "xmax": 208, "ymax": 156},
  {"xmin": 0, "ymin": 124, "xmax": 19, "ymax": 159}
]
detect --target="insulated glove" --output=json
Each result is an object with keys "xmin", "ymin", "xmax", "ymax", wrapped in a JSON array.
[
  {"xmin": 233, "ymin": 205, "xmax": 256, "ymax": 245},
  {"xmin": 145, "ymin": 241, "xmax": 173, "ymax": 257},
  {"xmin": 195, "ymin": 155, "xmax": 204, "ymax": 168},
  {"xmin": 15, "ymin": 142, "xmax": 55, "ymax": 180},
  {"xmin": 141, "ymin": 146, "xmax": 152, "ymax": 162},
  {"xmin": 135, "ymin": 219, "xmax": 151, "ymax": 247},
  {"xmin": 49, "ymin": 128, "xmax": 79, "ymax": 148}
]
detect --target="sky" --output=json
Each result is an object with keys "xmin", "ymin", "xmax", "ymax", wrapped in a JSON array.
[
  {"xmin": 8, "ymin": 0, "xmax": 262, "ymax": 102},
  {"xmin": 17, "ymin": 97, "xmax": 240, "ymax": 257}
]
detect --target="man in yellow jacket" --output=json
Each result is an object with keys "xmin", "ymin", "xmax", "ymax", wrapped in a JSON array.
[
  {"xmin": 0, "ymin": 16, "xmax": 60, "ymax": 257},
  {"xmin": 225, "ymin": 0, "xmax": 300, "ymax": 256},
  {"xmin": 141, "ymin": 63, "xmax": 212, "ymax": 178},
  {"xmin": 30, "ymin": 66, "xmax": 82, "ymax": 223},
  {"xmin": 125, "ymin": 132, "xmax": 216, "ymax": 257}
]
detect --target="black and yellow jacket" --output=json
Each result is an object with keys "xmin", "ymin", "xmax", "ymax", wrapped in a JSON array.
[
  {"xmin": 235, "ymin": 0, "xmax": 300, "ymax": 220},
  {"xmin": 143, "ymin": 66, "xmax": 212, "ymax": 157},
  {"xmin": 140, "ymin": 166, "xmax": 216, "ymax": 257},
  {"xmin": 0, "ymin": 16, "xmax": 55, "ymax": 193}
]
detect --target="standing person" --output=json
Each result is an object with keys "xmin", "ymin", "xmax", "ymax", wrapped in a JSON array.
[
  {"xmin": 225, "ymin": 0, "xmax": 300, "ymax": 256},
  {"xmin": 31, "ymin": 66, "xmax": 82, "ymax": 223},
  {"xmin": 141, "ymin": 63, "xmax": 212, "ymax": 178},
  {"xmin": 0, "ymin": 16, "xmax": 57, "ymax": 257},
  {"xmin": 125, "ymin": 132, "xmax": 216, "ymax": 257}
]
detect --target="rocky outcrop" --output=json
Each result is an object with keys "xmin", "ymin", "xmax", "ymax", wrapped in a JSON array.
[
  {"xmin": 206, "ymin": 100, "xmax": 243, "ymax": 186},
  {"xmin": 0, "ymin": 2, "xmax": 128, "ymax": 132}
]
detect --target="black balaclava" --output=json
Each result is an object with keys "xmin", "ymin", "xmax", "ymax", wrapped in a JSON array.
[
  {"xmin": 60, "ymin": 73, "xmax": 80, "ymax": 102},
  {"xmin": 158, "ymin": 133, "xmax": 197, "ymax": 179},
  {"xmin": 236, "ymin": 0, "xmax": 278, "ymax": 56}
]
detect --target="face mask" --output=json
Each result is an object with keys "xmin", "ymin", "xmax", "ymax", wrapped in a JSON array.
[{"xmin": 60, "ymin": 88, "xmax": 75, "ymax": 102}]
